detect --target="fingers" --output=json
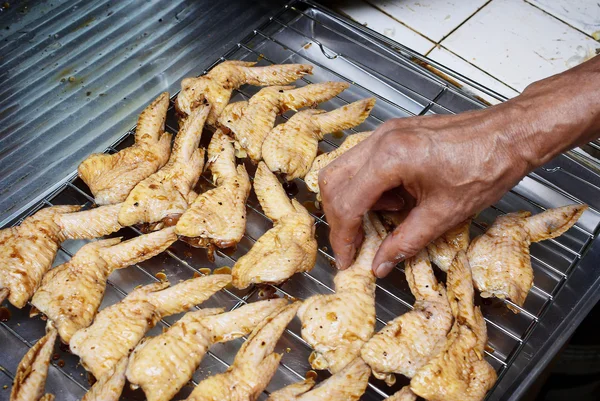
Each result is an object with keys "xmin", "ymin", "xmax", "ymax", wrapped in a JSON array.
[{"xmin": 371, "ymin": 202, "xmax": 456, "ymax": 278}]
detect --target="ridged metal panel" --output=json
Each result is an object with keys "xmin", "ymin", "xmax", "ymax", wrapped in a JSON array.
[{"xmin": 0, "ymin": 0, "xmax": 285, "ymax": 225}]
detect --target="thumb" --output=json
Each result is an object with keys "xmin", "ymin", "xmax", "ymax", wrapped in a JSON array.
[{"xmin": 372, "ymin": 202, "xmax": 452, "ymax": 278}]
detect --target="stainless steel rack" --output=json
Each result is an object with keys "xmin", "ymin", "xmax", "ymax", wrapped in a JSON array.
[{"xmin": 2, "ymin": 1, "xmax": 600, "ymax": 401}]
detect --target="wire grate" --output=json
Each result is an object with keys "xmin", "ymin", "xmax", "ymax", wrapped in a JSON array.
[{"xmin": 2, "ymin": 1, "xmax": 600, "ymax": 401}]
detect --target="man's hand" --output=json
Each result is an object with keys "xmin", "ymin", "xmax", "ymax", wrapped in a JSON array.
[{"xmin": 319, "ymin": 104, "xmax": 531, "ymax": 277}]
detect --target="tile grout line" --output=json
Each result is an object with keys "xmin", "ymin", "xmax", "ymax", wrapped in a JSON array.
[
  {"xmin": 523, "ymin": 0, "xmax": 599, "ymax": 41},
  {"xmin": 432, "ymin": 0, "xmax": 494, "ymax": 49}
]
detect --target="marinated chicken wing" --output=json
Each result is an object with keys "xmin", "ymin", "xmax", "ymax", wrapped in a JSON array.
[
  {"xmin": 176, "ymin": 61, "xmax": 313, "ymax": 125},
  {"xmin": 267, "ymin": 357, "xmax": 370, "ymax": 401},
  {"xmin": 232, "ymin": 162, "xmax": 317, "ymax": 289},
  {"xmin": 81, "ymin": 357, "xmax": 128, "ymax": 401},
  {"xmin": 127, "ymin": 298, "xmax": 288, "ymax": 401},
  {"xmin": 219, "ymin": 82, "xmax": 349, "ymax": 161},
  {"xmin": 361, "ymin": 249, "xmax": 452, "ymax": 384},
  {"xmin": 79, "ymin": 93, "xmax": 172, "ymax": 205},
  {"xmin": 304, "ymin": 131, "xmax": 372, "ymax": 196},
  {"xmin": 298, "ymin": 213, "xmax": 385, "ymax": 373},
  {"xmin": 468, "ymin": 204, "xmax": 586, "ymax": 308},
  {"xmin": 427, "ymin": 218, "xmax": 471, "ymax": 272},
  {"xmin": 176, "ymin": 130, "xmax": 251, "ymax": 248},
  {"xmin": 183, "ymin": 302, "xmax": 301, "ymax": 401},
  {"xmin": 262, "ymin": 98, "xmax": 375, "ymax": 180},
  {"xmin": 70, "ymin": 274, "xmax": 230, "ymax": 379},
  {"xmin": 10, "ymin": 327, "xmax": 57, "ymax": 401},
  {"xmin": 411, "ymin": 251, "xmax": 497, "ymax": 401},
  {"xmin": 32, "ymin": 228, "xmax": 177, "ymax": 343},
  {"xmin": 0, "ymin": 204, "xmax": 121, "ymax": 308},
  {"xmin": 386, "ymin": 387, "xmax": 417, "ymax": 401},
  {"xmin": 118, "ymin": 105, "xmax": 210, "ymax": 227}
]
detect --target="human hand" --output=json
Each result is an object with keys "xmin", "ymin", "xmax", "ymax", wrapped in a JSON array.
[{"xmin": 318, "ymin": 104, "xmax": 531, "ymax": 278}]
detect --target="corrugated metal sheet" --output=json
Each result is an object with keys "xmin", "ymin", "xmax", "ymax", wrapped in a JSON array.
[{"xmin": 0, "ymin": 0, "xmax": 285, "ymax": 224}]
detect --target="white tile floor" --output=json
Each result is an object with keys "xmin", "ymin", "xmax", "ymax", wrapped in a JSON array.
[{"xmin": 335, "ymin": 0, "xmax": 600, "ymax": 99}]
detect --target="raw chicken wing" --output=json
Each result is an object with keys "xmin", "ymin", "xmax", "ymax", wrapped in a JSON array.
[
  {"xmin": 10, "ymin": 327, "xmax": 57, "ymax": 401},
  {"xmin": 426, "ymin": 218, "xmax": 471, "ymax": 272},
  {"xmin": 78, "ymin": 93, "xmax": 172, "ymax": 205},
  {"xmin": 411, "ymin": 251, "xmax": 497, "ymax": 401},
  {"xmin": 298, "ymin": 213, "xmax": 385, "ymax": 373},
  {"xmin": 304, "ymin": 131, "xmax": 371, "ymax": 196},
  {"xmin": 176, "ymin": 130, "xmax": 251, "ymax": 248},
  {"xmin": 267, "ymin": 357, "xmax": 370, "ymax": 401},
  {"xmin": 385, "ymin": 387, "xmax": 417, "ymax": 401},
  {"xmin": 127, "ymin": 298, "xmax": 288, "ymax": 401},
  {"xmin": 361, "ymin": 249, "xmax": 452, "ymax": 384},
  {"xmin": 176, "ymin": 61, "xmax": 313, "ymax": 125},
  {"xmin": 81, "ymin": 357, "xmax": 128, "ymax": 401},
  {"xmin": 183, "ymin": 302, "xmax": 301, "ymax": 401},
  {"xmin": 0, "ymin": 204, "xmax": 121, "ymax": 308},
  {"xmin": 219, "ymin": 82, "xmax": 348, "ymax": 161},
  {"xmin": 70, "ymin": 274, "xmax": 230, "ymax": 379},
  {"xmin": 118, "ymin": 105, "xmax": 210, "ymax": 226},
  {"xmin": 262, "ymin": 98, "xmax": 375, "ymax": 180},
  {"xmin": 468, "ymin": 204, "xmax": 586, "ymax": 308},
  {"xmin": 232, "ymin": 162, "xmax": 317, "ymax": 289},
  {"xmin": 32, "ymin": 227, "xmax": 177, "ymax": 343}
]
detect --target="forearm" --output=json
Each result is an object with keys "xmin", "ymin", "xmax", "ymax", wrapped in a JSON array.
[{"xmin": 504, "ymin": 56, "xmax": 600, "ymax": 170}]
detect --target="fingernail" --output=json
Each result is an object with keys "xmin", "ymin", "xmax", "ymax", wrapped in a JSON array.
[{"xmin": 374, "ymin": 262, "xmax": 395, "ymax": 278}]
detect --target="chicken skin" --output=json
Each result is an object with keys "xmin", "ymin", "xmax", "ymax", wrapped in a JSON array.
[
  {"xmin": 118, "ymin": 105, "xmax": 210, "ymax": 227},
  {"xmin": 262, "ymin": 98, "xmax": 375, "ymax": 180},
  {"xmin": 31, "ymin": 227, "xmax": 177, "ymax": 343},
  {"xmin": 183, "ymin": 302, "xmax": 301, "ymax": 401},
  {"xmin": 10, "ymin": 327, "xmax": 57, "ymax": 401},
  {"xmin": 427, "ymin": 218, "xmax": 471, "ymax": 272},
  {"xmin": 79, "ymin": 93, "xmax": 172, "ymax": 205},
  {"xmin": 298, "ymin": 213, "xmax": 385, "ymax": 373},
  {"xmin": 386, "ymin": 387, "xmax": 417, "ymax": 401},
  {"xmin": 0, "ymin": 204, "xmax": 122, "ymax": 308},
  {"xmin": 176, "ymin": 130, "xmax": 251, "ymax": 248},
  {"xmin": 176, "ymin": 60, "xmax": 313, "ymax": 125},
  {"xmin": 127, "ymin": 298, "xmax": 288, "ymax": 401},
  {"xmin": 411, "ymin": 252, "xmax": 497, "ymax": 401},
  {"xmin": 81, "ymin": 357, "xmax": 128, "ymax": 401},
  {"xmin": 468, "ymin": 204, "xmax": 586, "ymax": 308},
  {"xmin": 266, "ymin": 357, "xmax": 370, "ymax": 401},
  {"xmin": 304, "ymin": 131, "xmax": 372, "ymax": 196},
  {"xmin": 232, "ymin": 162, "xmax": 317, "ymax": 289},
  {"xmin": 70, "ymin": 274, "xmax": 230, "ymax": 379},
  {"xmin": 361, "ymin": 249, "xmax": 452, "ymax": 384},
  {"xmin": 218, "ymin": 82, "xmax": 349, "ymax": 161}
]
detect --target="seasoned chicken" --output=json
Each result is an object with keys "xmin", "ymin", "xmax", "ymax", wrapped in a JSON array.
[
  {"xmin": 81, "ymin": 357, "xmax": 128, "ymax": 401},
  {"xmin": 361, "ymin": 249, "xmax": 452, "ymax": 385},
  {"xmin": 0, "ymin": 204, "xmax": 121, "ymax": 308},
  {"xmin": 118, "ymin": 105, "xmax": 210, "ymax": 227},
  {"xmin": 386, "ymin": 387, "xmax": 417, "ymax": 401},
  {"xmin": 411, "ymin": 251, "xmax": 497, "ymax": 401},
  {"xmin": 32, "ymin": 227, "xmax": 177, "ymax": 343},
  {"xmin": 232, "ymin": 162, "xmax": 317, "ymax": 289},
  {"xmin": 176, "ymin": 61, "xmax": 313, "ymax": 125},
  {"xmin": 304, "ymin": 131, "xmax": 372, "ymax": 196},
  {"xmin": 176, "ymin": 130, "xmax": 251, "ymax": 248},
  {"xmin": 183, "ymin": 302, "xmax": 301, "ymax": 401},
  {"xmin": 70, "ymin": 274, "xmax": 230, "ymax": 379},
  {"xmin": 468, "ymin": 204, "xmax": 586, "ymax": 308},
  {"xmin": 218, "ymin": 82, "xmax": 349, "ymax": 161},
  {"xmin": 127, "ymin": 298, "xmax": 288, "ymax": 401},
  {"xmin": 427, "ymin": 218, "xmax": 471, "ymax": 272},
  {"xmin": 79, "ymin": 93, "xmax": 172, "ymax": 205},
  {"xmin": 298, "ymin": 213, "xmax": 385, "ymax": 373},
  {"xmin": 262, "ymin": 98, "xmax": 375, "ymax": 180},
  {"xmin": 267, "ymin": 357, "xmax": 370, "ymax": 401},
  {"xmin": 10, "ymin": 327, "xmax": 57, "ymax": 401}
]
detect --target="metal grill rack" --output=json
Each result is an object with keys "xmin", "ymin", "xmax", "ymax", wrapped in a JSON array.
[{"xmin": 2, "ymin": 1, "xmax": 600, "ymax": 401}]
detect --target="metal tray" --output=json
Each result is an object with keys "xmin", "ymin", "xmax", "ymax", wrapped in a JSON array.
[{"xmin": 2, "ymin": 1, "xmax": 600, "ymax": 400}]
